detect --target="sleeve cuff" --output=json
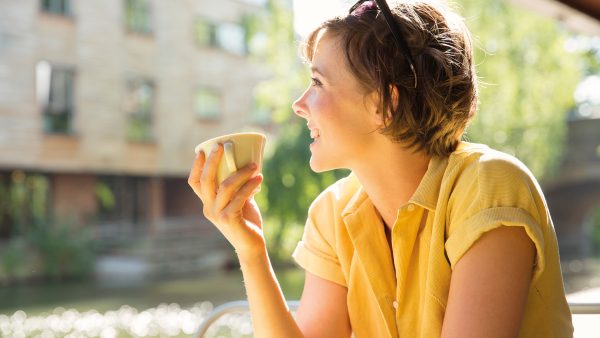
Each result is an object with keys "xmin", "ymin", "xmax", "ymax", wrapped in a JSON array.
[
  {"xmin": 292, "ymin": 241, "xmax": 347, "ymax": 287},
  {"xmin": 445, "ymin": 207, "xmax": 545, "ymax": 280}
]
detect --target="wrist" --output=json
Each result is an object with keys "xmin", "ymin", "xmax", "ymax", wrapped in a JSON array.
[{"xmin": 236, "ymin": 245, "xmax": 269, "ymax": 268}]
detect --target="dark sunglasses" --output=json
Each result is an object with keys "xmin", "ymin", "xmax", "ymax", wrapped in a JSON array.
[{"xmin": 349, "ymin": 0, "xmax": 418, "ymax": 89}]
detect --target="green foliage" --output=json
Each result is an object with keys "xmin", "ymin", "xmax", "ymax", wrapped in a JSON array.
[
  {"xmin": 28, "ymin": 223, "xmax": 96, "ymax": 281},
  {"xmin": 1, "ymin": 225, "xmax": 95, "ymax": 283},
  {"xmin": 574, "ymin": 37, "xmax": 600, "ymax": 76},
  {"xmin": 591, "ymin": 207, "xmax": 600, "ymax": 256},
  {"xmin": 95, "ymin": 181, "xmax": 116, "ymax": 210},
  {"xmin": 0, "ymin": 237, "xmax": 27, "ymax": 281},
  {"xmin": 456, "ymin": 0, "xmax": 581, "ymax": 179},
  {"xmin": 247, "ymin": 0, "xmax": 306, "ymax": 124},
  {"xmin": 1, "ymin": 172, "xmax": 49, "ymax": 236},
  {"xmin": 0, "ymin": 172, "xmax": 96, "ymax": 283},
  {"xmin": 8, "ymin": 171, "xmax": 28, "ymax": 234}
]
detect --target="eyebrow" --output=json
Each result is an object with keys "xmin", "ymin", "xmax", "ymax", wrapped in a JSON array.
[{"xmin": 310, "ymin": 66, "xmax": 327, "ymax": 78}]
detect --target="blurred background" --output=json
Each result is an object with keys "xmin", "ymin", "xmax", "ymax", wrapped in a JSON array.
[{"xmin": 0, "ymin": 0, "xmax": 598, "ymax": 337}]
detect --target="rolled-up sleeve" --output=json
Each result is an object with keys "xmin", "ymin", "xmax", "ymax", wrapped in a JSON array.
[
  {"xmin": 445, "ymin": 155, "xmax": 549, "ymax": 281},
  {"xmin": 292, "ymin": 203, "xmax": 346, "ymax": 287}
]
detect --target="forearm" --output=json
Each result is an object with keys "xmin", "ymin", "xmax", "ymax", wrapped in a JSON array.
[{"xmin": 238, "ymin": 248, "xmax": 305, "ymax": 338}]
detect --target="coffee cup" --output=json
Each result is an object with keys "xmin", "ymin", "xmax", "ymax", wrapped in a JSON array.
[{"xmin": 194, "ymin": 132, "xmax": 266, "ymax": 184}]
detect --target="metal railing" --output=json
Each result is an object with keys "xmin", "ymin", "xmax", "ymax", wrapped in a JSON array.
[
  {"xmin": 568, "ymin": 302, "xmax": 600, "ymax": 314},
  {"xmin": 196, "ymin": 301, "xmax": 600, "ymax": 337},
  {"xmin": 196, "ymin": 300, "xmax": 300, "ymax": 337}
]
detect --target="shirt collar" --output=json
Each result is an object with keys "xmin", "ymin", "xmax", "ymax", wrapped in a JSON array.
[
  {"xmin": 408, "ymin": 154, "xmax": 448, "ymax": 211},
  {"xmin": 341, "ymin": 175, "xmax": 369, "ymax": 217}
]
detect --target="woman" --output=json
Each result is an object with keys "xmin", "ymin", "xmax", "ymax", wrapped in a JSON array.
[{"xmin": 188, "ymin": 0, "xmax": 573, "ymax": 337}]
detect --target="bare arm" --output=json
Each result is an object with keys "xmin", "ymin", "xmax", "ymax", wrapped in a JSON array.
[
  {"xmin": 238, "ymin": 256, "xmax": 353, "ymax": 338},
  {"xmin": 295, "ymin": 271, "xmax": 352, "ymax": 338},
  {"xmin": 441, "ymin": 226, "xmax": 535, "ymax": 338},
  {"xmin": 238, "ymin": 251, "xmax": 305, "ymax": 338}
]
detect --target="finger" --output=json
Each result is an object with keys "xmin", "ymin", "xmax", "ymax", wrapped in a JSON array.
[
  {"xmin": 223, "ymin": 174, "xmax": 263, "ymax": 214},
  {"xmin": 200, "ymin": 143, "xmax": 223, "ymax": 203},
  {"xmin": 188, "ymin": 151, "xmax": 206, "ymax": 197},
  {"xmin": 214, "ymin": 162, "xmax": 259, "ymax": 211}
]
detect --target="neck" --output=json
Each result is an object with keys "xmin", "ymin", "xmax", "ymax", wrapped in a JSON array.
[{"xmin": 350, "ymin": 139, "xmax": 431, "ymax": 229}]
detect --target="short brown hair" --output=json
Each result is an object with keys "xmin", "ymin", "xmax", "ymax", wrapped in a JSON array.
[{"xmin": 302, "ymin": 1, "xmax": 478, "ymax": 156}]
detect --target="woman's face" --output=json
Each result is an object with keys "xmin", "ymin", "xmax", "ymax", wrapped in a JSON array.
[{"xmin": 292, "ymin": 30, "xmax": 380, "ymax": 173}]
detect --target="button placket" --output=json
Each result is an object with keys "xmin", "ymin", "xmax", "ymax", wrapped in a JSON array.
[{"xmin": 391, "ymin": 203, "xmax": 422, "ymax": 316}]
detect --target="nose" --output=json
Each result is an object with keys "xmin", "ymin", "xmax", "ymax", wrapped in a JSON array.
[{"xmin": 292, "ymin": 88, "xmax": 309, "ymax": 119}]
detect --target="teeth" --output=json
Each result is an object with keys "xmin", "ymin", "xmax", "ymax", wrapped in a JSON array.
[{"xmin": 310, "ymin": 129, "xmax": 320, "ymax": 139}]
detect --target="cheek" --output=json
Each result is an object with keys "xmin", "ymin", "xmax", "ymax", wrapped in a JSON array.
[{"xmin": 306, "ymin": 90, "xmax": 327, "ymax": 112}]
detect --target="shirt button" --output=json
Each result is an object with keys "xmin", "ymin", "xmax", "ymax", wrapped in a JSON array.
[
  {"xmin": 392, "ymin": 300, "xmax": 399, "ymax": 309},
  {"xmin": 407, "ymin": 204, "xmax": 415, "ymax": 212}
]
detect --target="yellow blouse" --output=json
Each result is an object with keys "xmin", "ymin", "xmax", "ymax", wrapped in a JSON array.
[{"xmin": 292, "ymin": 142, "xmax": 573, "ymax": 338}]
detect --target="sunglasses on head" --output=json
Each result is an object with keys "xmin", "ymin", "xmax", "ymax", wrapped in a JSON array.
[{"xmin": 349, "ymin": 0, "xmax": 418, "ymax": 89}]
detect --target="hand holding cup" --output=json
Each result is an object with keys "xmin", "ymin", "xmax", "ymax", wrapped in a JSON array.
[{"xmin": 188, "ymin": 132, "xmax": 267, "ymax": 259}]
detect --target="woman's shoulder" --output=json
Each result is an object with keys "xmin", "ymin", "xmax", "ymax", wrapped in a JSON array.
[
  {"xmin": 446, "ymin": 141, "xmax": 547, "ymax": 223},
  {"xmin": 449, "ymin": 141, "xmax": 538, "ymax": 184}
]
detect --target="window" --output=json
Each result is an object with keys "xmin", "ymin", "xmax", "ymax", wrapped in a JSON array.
[
  {"xmin": 36, "ymin": 61, "xmax": 75, "ymax": 134},
  {"xmin": 194, "ymin": 87, "xmax": 221, "ymax": 120},
  {"xmin": 241, "ymin": 13, "xmax": 269, "ymax": 57},
  {"xmin": 41, "ymin": 0, "xmax": 71, "ymax": 16},
  {"xmin": 125, "ymin": 78, "xmax": 155, "ymax": 141},
  {"xmin": 125, "ymin": 0, "xmax": 152, "ymax": 34},
  {"xmin": 217, "ymin": 23, "xmax": 247, "ymax": 55},
  {"xmin": 195, "ymin": 21, "xmax": 217, "ymax": 47},
  {"xmin": 195, "ymin": 19, "xmax": 247, "ymax": 55}
]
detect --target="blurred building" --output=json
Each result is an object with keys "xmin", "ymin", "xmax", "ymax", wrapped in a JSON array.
[
  {"xmin": 529, "ymin": 0, "xmax": 600, "ymax": 259},
  {"xmin": 0, "ymin": 0, "xmax": 273, "ymax": 273},
  {"xmin": 546, "ymin": 82, "xmax": 600, "ymax": 259}
]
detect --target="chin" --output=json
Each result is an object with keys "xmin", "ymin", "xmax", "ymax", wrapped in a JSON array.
[
  {"xmin": 310, "ymin": 163, "xmax": 329, "ymax": 173},
  {"xmin": 309, "ymin": 158, "xmax": 326, "ymax": 173},
  {"xmin": 309, "ymin": 155, "xmax": 342, "ymax": 173}
]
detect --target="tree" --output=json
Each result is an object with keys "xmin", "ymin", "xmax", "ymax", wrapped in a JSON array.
[{"xmin": 456, "ymin": 0, "xmax": 581, "ymax": 179}]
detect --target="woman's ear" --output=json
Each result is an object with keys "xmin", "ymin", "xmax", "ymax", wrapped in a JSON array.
[{"xmin": 372, "ymin": 86, "xmax": 398, "ymax": 128}]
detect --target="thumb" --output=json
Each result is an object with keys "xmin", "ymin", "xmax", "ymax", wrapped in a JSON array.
[{"xmin": 242, "ymin": 198, "xmax": 262, "ymax": 228}]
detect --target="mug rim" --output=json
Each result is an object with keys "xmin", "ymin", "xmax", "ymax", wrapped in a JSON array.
[{"xmin": 194, "ymin": 132, "xmax": 266, "ymax": 155}]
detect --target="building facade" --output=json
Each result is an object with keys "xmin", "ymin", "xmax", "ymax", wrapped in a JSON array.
[
  {"xmin": 546, "ymin": 101, "xmax": 600, "ymax": 259},
  {"xmin": 0, "ymin": 0, "xmax": 272, "ymax": 253}
]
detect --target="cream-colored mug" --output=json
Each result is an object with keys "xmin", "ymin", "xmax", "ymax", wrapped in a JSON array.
[{"xmin": 194, "ymin": 132, "xmax": 266, "ymax": 184}]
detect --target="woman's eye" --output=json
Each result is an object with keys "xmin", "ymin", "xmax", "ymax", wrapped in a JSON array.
[{"xmin": 311, "ymin": 77, "xmax": 322, "ymax": 86}]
